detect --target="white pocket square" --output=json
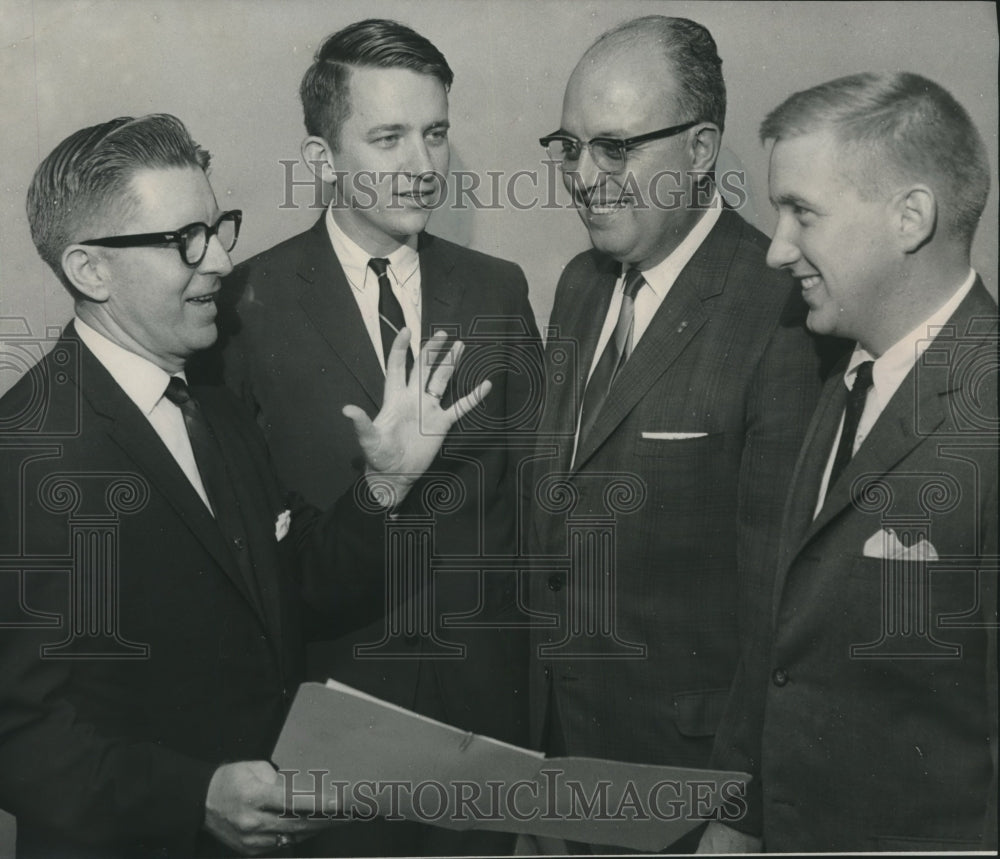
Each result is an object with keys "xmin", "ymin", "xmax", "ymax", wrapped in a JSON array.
[
  {"xmin": 640, "ymin": 431, "xmax": 708, "ymax": 440},
  {"xmin": 862, "ymin": 528, "xmax": 939, "ymax": 561},
  {"xmin": 274, "ymin": 509, "xmax": 292, "ymax": 542}
]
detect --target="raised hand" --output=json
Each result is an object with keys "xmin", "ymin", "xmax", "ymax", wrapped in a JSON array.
[{"xmin": 342, "ymin": 328, "xmax": 492, "ymax": 507}]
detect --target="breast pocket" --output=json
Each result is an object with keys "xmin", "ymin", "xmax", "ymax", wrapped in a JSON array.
[{"xmin": 631, "ymin": 432, "xmax": 725, "ymax": 496}]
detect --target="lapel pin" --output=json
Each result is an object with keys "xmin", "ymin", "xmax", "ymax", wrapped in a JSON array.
[{"xmin": 676, "ymin": 320, "xmax": 689, "ymax": 333}]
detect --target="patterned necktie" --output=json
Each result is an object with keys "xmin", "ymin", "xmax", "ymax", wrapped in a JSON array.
[
  {"xmin": 576, "ymin": 267, "xmax": 646, "ymax": 451},
  {"xmin": 163, "ymin": 376, "xmax": 263, "ymax": 610},
  {"xmin": 827, "ymin": 360, "xmax": 875, "ymax": 493},
  {"xmin": 368, "ymin": 257, "xmax": 414, "ymax": 378}
]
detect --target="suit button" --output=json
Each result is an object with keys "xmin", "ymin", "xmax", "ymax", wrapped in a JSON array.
[
  {"xmin": 233, "ymin": 537, "xmax": 245, "ymax": 550},
  {"xmin": 772, "ymin": 668, "xmax": 789, "ymax": 687},
  {"xmin": 547, "ymin": 574, "xmax": 564, "ymax": 592}
]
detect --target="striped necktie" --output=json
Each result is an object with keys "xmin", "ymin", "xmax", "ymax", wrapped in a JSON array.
[
  {"xmin": 576, "ymin": 267, "xmax": 646, "ymax": 451},
  {"xmin": 368, "ymin": 257, "xmax": 414, "ymax": 378}
]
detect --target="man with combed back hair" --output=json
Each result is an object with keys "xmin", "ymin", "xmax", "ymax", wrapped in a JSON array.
[{"xmin": 0, "ymin": 112, "xmax": 488, "ymax": 858}]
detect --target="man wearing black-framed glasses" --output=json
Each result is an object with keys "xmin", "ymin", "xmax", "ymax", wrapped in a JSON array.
[
  {"xmin": 539, "ymin": 119, "xmax": 700, "ymax": 176},
  {"xmin": 527, "ymin": 17, "xmax": 836, "ymax": 851},
  {"xmin": 80, "ymin": 209, "xmax": 243, "ymax": 268},
  {"xmin": 0, "ymin": 112, "xmax": 489, "ymax": 858}
]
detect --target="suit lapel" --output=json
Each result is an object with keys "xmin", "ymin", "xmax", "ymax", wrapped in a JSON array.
[
  {"xmin": 569, "ymin": 259, "xmax": 617, "ymax": 413},
  {"xmin": 769, "ymin": 372, "xmax": 847, "ymax": 618},
  {"xmin": 198, "ymin": 393, "xmax": 281, "ymax": 637},
  {"xmin": 545, "ymin": 255, "xmax": 616, "ymax": 473},
  {"xmin": 771, "ymin": 354, "xmax": 946, "ymax": 622},
  {"xmin": 295, "ymin": 216, "xmax": 384, "ymax": 408},
  {"xmin": 772, "ymin": 279, "xmax": 998, "ymax": 616},
  {"xmin": 574, "ymin": 285, "xmax": 708, "ymax": 470},
  {"xmin": 804, "ymin": 283, "xmax": 996, "ymax": 543},
  {"xmin": 418, "ymin": 233, "xmax": 462, "ymax": 338},
  {"xmin": 807, "ymin": 378, "xmax": 941, "ymax": 541},
  {"xmin": 572, "ymin": 209, "xmax": 741, "ymax": 472},
  {"xmin": 69, "ymin": 330, "xmax": 259, "ymax": 613}
]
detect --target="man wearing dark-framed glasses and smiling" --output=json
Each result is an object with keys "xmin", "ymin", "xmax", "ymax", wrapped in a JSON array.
[
  {"xmin": 0, "ymin": 112, "xmax": 489, "ymax": 858},
  {"xmin": 526, "ymin": 16, "xmax": 835, "ymax": 851},
  {"xmin": 539, "ymin": 119, "xmax": 700, "ymax": 175}
]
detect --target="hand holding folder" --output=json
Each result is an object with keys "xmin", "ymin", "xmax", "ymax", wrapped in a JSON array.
[{"xmin": 272, "ymin": 681, "xmax": 749, "ymax": 852}]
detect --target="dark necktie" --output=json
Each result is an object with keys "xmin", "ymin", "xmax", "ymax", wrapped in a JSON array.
[
  {"xmin": 163, "ymin": 376, "xmax": 263, "ymax": 611},
  {"xmin": 576, "ymin": 267, "xmax": 646, "ymax": 451},
  {"xmin": 368, "ymin": 257, "xmax": 414, "ymax": 378},
  {"xmin": 827, "ymin": 360, "xmax": 875, "ymax": 492}
]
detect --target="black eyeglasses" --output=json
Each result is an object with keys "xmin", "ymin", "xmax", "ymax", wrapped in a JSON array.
[
  {"xmin": 80, "ymin": 210, "xmax": 243, "ymax": 267},
  {"xmin": 539, "ymin": 121, "xmax": 699, "ymax": 173}
]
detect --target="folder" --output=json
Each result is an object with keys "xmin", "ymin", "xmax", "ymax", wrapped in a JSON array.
[{"xmin": 272, "ymin": 681, "xmax": 750, "ymax": 851}]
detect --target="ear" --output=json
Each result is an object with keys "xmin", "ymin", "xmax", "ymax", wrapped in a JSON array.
[
  {"xmin": 301, "ymin": 136, "xmax": 340, "ymax": 185},
  {"xmin": 61, "ymin": 245, "xmax": 110, "ymax": 301},
  {"xmin": 688, "ymin": 122, "xmax": 721, "ymax": 173},
  {"xmin": 895, "ymin": 185, "xmax": 936, "ymax": 253}
]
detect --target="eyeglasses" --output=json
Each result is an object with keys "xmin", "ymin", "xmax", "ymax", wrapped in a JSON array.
[
  {"xmin": 539, "ymin": 121, "xmax": 699, "ymax": 173},
  {"xmin": 80, "ymin": 210, "xmax": 243, "ymax": 267}
]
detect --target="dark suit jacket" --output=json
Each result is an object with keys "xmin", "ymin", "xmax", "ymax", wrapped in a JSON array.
[
  {"xmin": 527, "ymin": 209, "xmax": 833, "ymax": 770},
  {"xmin": 0, "ymin": 326, "xmax": 383, "ymax": 858},
  {"xmin": 712, "ymin": 281, "xmax": 998, "ymax": 851},
  {"xmin": 198, "ymin": 218, "xmax": 542, "ymax": 747}
]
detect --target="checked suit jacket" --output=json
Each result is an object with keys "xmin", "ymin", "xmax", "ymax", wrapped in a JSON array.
[
  {"xmin": 711, "ymin": 280, "xmax": 998, "ymax": 852},
  {"xmin": 199, "ymin": 216, "xmax": 543, "ymax": 749},
  {"xmin": 527, "ymin": 208, "xmax": 837, "ymax": 771},
  {"xmin": 0, "ymin": 325, "xmax": 385, "ymax": 858}
]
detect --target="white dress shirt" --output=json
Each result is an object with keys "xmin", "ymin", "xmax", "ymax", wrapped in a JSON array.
[
  {"xmin": 583, "ymin": 193, "xmax": 724, "ymax": 389},
  {"xmin": 326, "ymin": 206, "xmax": 422, "ymax": 368},
  {"xmin": 813, "ymin": 269, "xmax": 976, "ymax": 517},
  {"xmin": 571, "ymin": 194, "xmax": 724, "ymax": 464},
  {"xmin": 74, "ymin": 318, "xmax": 213, "ymax": 511}
]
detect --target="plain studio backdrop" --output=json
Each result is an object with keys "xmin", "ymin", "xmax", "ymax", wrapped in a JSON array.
[{"xmin": 0, "ymin": 0, "xmax": 997, "ymax": 850}]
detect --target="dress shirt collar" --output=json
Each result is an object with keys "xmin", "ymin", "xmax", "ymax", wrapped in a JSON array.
[
  {"xmin": 74, "ymin": 317, "xmax": 181, "ymax": 414},
  {"xmin": 325, "ymin": 206, "xmax": 419, "ymax": 293},
  {"xmin": 632, "ymin": 192, "xmax": 723, "ymax": 296},
  {"xmin": 843, "ymin": 268, "xmax": 976, "ymax": 401}
]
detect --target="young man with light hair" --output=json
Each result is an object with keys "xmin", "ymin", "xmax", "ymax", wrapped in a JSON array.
[{"xmin": 703, "ymin": 71, "xmax": 997, "ymax": 853}]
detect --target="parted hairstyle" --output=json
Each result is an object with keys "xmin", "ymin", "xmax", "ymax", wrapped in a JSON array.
[
  {"xmin": 586, "ymin": 15, "xmax": 727, "ymax": 133},
  {"xmin": 760, "ymin": 71, "xmax": 990, "ymax": 247},
  {"xmin": 27, "ymin": 113, "xmax": 210, "ymax": 295},
  {"xmin": 299, "ymin": 18, "xmax": 454, "ymax": 151}
]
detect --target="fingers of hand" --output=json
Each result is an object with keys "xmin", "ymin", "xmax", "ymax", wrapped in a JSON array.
[
  {"xmin": 450, "ymin": 379, "xmax": 493, "ymax": 421},
  {"xmin": 425, "ymin": 338, "xmax": 462, "ymax": 399},
  {"xmin": 252, "ymin": 767, "xmax": 334, "ymax": 822},
  {"xmin": 417, "ymin": 329, "xmax": 446, "ymax": 386},
  {"xmin": 342, "ymin": 404, "xmax": 376, "ymax": 444},
  {"xmin": 385, "ymin": 327, "xmax": 411, "ymax": 391},
  {"xmin": 234, "ymin": 793, "xmax": 338, "ymax": 852}
]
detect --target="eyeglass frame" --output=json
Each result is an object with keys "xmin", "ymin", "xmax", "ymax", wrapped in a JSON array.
[
  {"xmin": 79, "ymin": 209, "xmax": 243, "ymax": 267},
  {"xmin": 539, "ymin": 121, "xmax": 700, "ymax": 173}
]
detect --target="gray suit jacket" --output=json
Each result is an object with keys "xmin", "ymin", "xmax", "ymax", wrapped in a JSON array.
[
  {"xmin": 527, "ymin": 209, "xmax": 835, "ymax": 769},
  {"xmin": 712, "ymin": 280, "xmax": 998, "ymax": 851}
]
